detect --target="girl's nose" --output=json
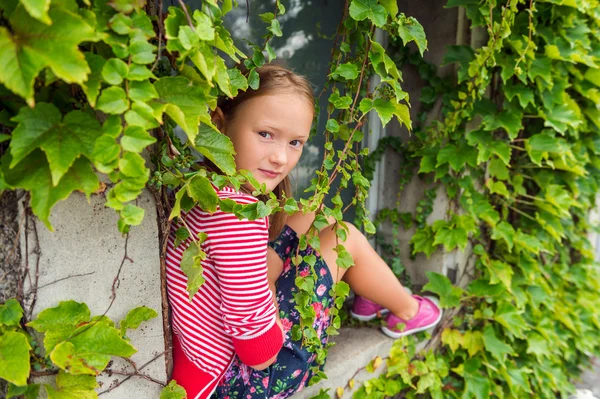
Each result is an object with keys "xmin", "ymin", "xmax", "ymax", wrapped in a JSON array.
[{"xmin": 269, "ymin": 146, "xmax": 288, "ymax": 166}]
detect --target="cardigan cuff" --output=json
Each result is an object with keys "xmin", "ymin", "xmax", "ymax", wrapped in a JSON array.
[{"xmin": 231, "ymin": 322, "xmax": 283, "ymax": 367}]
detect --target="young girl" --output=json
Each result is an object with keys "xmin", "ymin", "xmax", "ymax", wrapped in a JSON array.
[{"xmin": 165, "ymin": 64, "xmax": 442, "ymax": 399}]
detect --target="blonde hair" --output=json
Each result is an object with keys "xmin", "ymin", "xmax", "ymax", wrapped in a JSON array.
[{"xmin": 215, "ymin": 63, "xmax": 315, "ymax": 239}]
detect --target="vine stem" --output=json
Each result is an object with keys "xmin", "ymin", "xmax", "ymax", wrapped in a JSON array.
[
  {"xmin": 151, "ymin": 0, "xmax": 164, "ymax": 72},
  {"xmin": 177, "ymin": 0, "xmax": 195, "ymax": 31},
  {"xmin": 508, "ymin": 205, "xmax": 536, "ymax": 221}
]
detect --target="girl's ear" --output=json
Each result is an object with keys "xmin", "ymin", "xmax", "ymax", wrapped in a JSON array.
[{"xmin": 211, "ymin": 107, "xmax": 227, "ymax": 133}]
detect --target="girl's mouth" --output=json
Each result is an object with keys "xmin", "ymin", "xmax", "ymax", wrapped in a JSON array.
[{"xmin": 259, "ymin": 169, "xmax": 281, "ymax": 178}]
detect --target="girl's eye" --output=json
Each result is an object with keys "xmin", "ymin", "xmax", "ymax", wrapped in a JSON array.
[
  {"xmin": 258, "ymin": 131, "xmax": 273, "ymax": 139},
  {"xmin": 290, "ymin": 140, "xmax": 303, "ymax": 148}
]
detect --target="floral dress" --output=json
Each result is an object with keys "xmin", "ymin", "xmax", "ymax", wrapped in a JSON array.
[{"xmin": 212, "ymin": 225, "xmax": 334, "ymax": 399}]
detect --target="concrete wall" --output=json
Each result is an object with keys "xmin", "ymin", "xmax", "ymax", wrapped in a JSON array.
[{"xmin": 19, "ymin": 189, "xmax": 167, "ymax": 397}]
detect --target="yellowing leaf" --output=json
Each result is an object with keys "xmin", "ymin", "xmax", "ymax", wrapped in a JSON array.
[
  {"xmin": 441, "ymin": 328, "xmax": 463, "ymax": 353},
  {"xmin": 336, "ymin": 387, "xmax": 344, "ymax": 398},
  {"xmin": 0, "ymin": 331, "xmax": 31, "ymax": 386},
  {"xmin": 50, "ymin": 322, "xmax": 136, "ymax": 375},
  {"xmin": 45, "ymin": 371, "xmax": 98, "ymax": 399}
]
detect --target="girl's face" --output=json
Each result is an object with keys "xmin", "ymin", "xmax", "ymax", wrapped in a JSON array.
[{"xmin": 218, "ymin": 92, "xmax": 313, "ymax": 193}]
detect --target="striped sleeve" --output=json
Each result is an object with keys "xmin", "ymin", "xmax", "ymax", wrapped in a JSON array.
[{"xmin": 205, "ymin": 200, "xmax": 283, "ymax": 366}]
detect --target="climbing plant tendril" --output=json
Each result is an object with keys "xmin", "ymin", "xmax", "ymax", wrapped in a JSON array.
[{"xmin": 351, "ymin": 0, "xmax": 600, "ymax": 398}]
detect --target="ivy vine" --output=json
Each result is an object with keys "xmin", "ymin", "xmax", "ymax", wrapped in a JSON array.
[{"xmin": 349, "ymin": 0, "xmax": 600, "ymax": 398}]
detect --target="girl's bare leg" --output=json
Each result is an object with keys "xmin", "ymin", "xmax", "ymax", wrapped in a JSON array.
[{"xmin": 285, "ymin": 212, "xmax": 418, "ymax": 320}]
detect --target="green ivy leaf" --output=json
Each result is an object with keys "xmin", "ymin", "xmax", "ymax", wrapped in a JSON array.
[
  {"xmin": 10, "ymin": 103, "xmax": 103, "ymax": 185},
  {"xmin": 332, "ymin": 63, "xmax": 359, "ymax": 80},
  {"xmin": 372, "ymin": 98, "xmax": 410, "ymax": 128},
  {"xmin": 268, "ymin": 18, "xmax": 283, "ymax": 37},
  {"xmin": 121, "ymin": 125, "xmax": 157, "ymax": 152},
  {"xmin": 45, "ymin": 370, "xmax": 97, "ymax": 399},
  {"xmin": 486, "ymin": 180, "xmax": 510, "ymax": 198},
  {"xmin": 482, "ymin": 109, "xmax": 523, "ymax": 140},
  {"xmin": 129, "ymin": 38, "xmax": 156, "ymax": 64},
  {"xmin": 482, "ymin": 324, "xmax": 514, "ymax": 366},
  {"xmin": 488, "ymin": 157, "xmax": 509, "ymax": 180},
  {"xmin": 128, "ymin": 80, "xmax": 158, "ymax": 102},
  {"xmin": 187, "ymin": 175, "xmax": 219, "ymax": 213},
  {"xmin": 119, "ymin": 151, "xmax": 147, "ymax": 178},
  {"xmin": 378, "ymin": 0, "xmax": 398, "ymax": 18},
  {"xmin": 119, "ymin": 306, "xmax": 158, "ymax": 335},
  {"xmin": 423, "ymin": 272, "xmax": 462, "ymax": 308},
  {"xmin": 349, "ymin": 0, "xmax": 387, "ymax": 27},
  {"xmin": 193, "ymin": 10, "xmax": 215, "ymax": 41},
  {"xmin": 432, "ymin": 221, "xmax": 469, "ymax": 251},
  {"xmin": 180, "ymin": 242, "xmax": 206, "ymax": 301},
  {"xmin": 19, "ymin": 0, "xmax": 51, "ymax": 24},
  {"xmin": 228, "ymin": 68, "xmax": 248, "ymax": 96},
  {"xmin": 334, "ymin": 244, "xmax": 354, "ymax": 268},
  {"xmin": 486, "ymin": 260, "xmax": 513, "ymax": 291},
  {"xmin": 152, "ymin": 76, "xmax": 209, "ymax": 141},
  {"xmin": 0, "ymin": 298, "xmax": 24, "ymax": 327},
  {"xmin": 266, "ymin": 42, "xmax": 276, "ymax": 62},
  {"xmin": 128, "ymin": 64, "xmax": 156, "ymax": 81},
  {"xmin": 410, "ymin": 226, "xmax": 436, "ymax": 258},
  {"xmin": 467, "ymin": 279, "xmax": 505, "ymax": 297},
  {"xmin": 397, "ymin": 14, "xmax": 427, "ymax": 55},
  {"xmin": 283, "ymin": 197, "xmax": 298, "ymax": 215},
  {"xmin": 51, "ymin": 322, "xmax": 137, "ymax": 375},
  {"xmin": 490, "ymin": 221, "xmax": 515, "ymax": 251},
  {"xmin": 494, "ymin": 302, "xmax": 528, "ymax": 338},
  {"xmin": 82, "ymin": 53, "xmax": 106, "ymax": 107},
  {"xmin": 97, "ymin": 86, "xmax": 130, "ymax": 115},
  {"xmin": 194, "ymin": 123, "xmax": 237, "ymax": 176},
  {"xmin": 329, "ymin": 91, "xmax": 353, "ymax": 109},
  {"xmin": 0, "ymin": 5, "xmax": 98, "ymax": 105},
  {"xmin": 160, "ymin": 380, "xmax": 187, "ymax": 399},
  {"xmin": 120, "ymin": 204, "xmax": 145, "ymax": 226},
  {"xmin": 462, "ymin": 358, "xmax": 491, "ymax": 399},
  {"xmin": 27, "ymin": 300, "xmax": 90, "ymax": 331},
  {"xmin": 7, "ymin": 383, "xmax": 40, "ymax": 399},
  {"xmin": 0, "ymin": 331, "xmax": 31, "ymax": 386},
  {"xmin": 514, "ymin": 230, "xmax": 544, "ymax": 255},
  {"xmin": 101, "ymin": 58, "xmax": 129, "ymax": 85}
]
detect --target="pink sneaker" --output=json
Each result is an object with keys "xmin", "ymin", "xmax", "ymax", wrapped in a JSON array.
[
  {"xmin": 381, "ymin": 296, "xmax": 442, "ymax": 339},
  {"xmin": 350, "ymin": 296, "xmax": 390, "ymax": 321},
  {"xmin": 351, "ymin": 287, "xmax": 412, "ymax": 321}
]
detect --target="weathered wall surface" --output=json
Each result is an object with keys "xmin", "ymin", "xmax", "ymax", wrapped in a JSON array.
[{"xmin": 20, "ymin": 189, "xmax": 167, "ymax": 397}]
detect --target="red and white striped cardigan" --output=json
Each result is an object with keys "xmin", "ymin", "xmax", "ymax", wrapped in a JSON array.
[{"xmin": 166, "ymin": 185, "xmax": 283, "ymax": 397}]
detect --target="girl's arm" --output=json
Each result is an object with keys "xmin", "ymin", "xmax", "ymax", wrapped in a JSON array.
[
  {"xmin": 267, "ymin": 248, "xmax": 284, "ymax": 325},
  {"xmin": 208, "ymin": 208, "xmax": 283, "ymax": 370}
]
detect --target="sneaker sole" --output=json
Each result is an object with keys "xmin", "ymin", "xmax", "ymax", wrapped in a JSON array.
[
  {"xmin": 380, "ymin": 296, "xmax": 443, "ymax": 339},
  {"xmin": 350, "ymin": 309, "xmax": 390, "ymax": 321}
]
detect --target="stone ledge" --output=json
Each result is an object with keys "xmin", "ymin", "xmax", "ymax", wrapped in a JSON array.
[{"xmin": 293, "ymin": 327, "xmax": 429, "ymax": 399}]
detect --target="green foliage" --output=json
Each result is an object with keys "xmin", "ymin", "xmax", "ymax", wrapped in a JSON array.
[
  {"xmin": 0, "ymin": 298, "xmax": 159, "ymax": 397},
  {"xmin": 356, "ymin": 0, "xmax": 600, "ymax": 398}
]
